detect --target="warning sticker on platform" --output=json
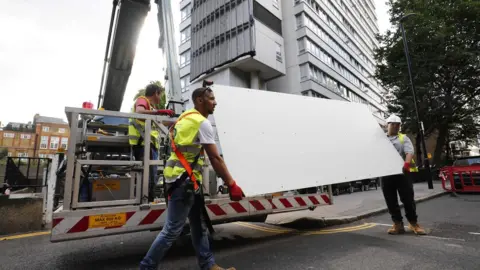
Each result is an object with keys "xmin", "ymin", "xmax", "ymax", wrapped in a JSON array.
[
  {"xmin": 89, "ymin": 213, "xmax": 126, "ymax": 228},
  {"xmin": 92, "ymin": 180, "xmax": 120, "ymax": 191}
]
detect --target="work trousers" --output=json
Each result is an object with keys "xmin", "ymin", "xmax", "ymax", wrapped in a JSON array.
[
  {"xmin": 139, "ymin": 180, "xmax": 215, "ymax": 270},
  {"xmin": 133, "ymin": 145, "xmax": 158, "ymax": 200},
  {"xmin": 381, "ymin": 173, "xmax": 418, "ymax": 224}
]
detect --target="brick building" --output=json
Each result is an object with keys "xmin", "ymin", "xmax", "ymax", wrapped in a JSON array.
[
  {"xmin": 0, "ymin": 114, "xmax": 70, "ymax": 159},
  {"xmin": 33, "ymin": 114, "xmax": 70, "ymax": 159},
  {"xmin": 0, "ymin": 122, "xmax": 36, "ymax": 157}
]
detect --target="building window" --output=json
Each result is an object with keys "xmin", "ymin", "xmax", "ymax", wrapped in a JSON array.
[
  {"xmin": 296, "ymin": 14, "xmax": 303, "ymax": 28},
  {"xmin": 180, "ymin": 50, "xmax": 191, "ymax": 67},
  {"xmin": 58, "ymin": 128, "xmax": 66, "ymax": 133},
  {"xmin": 42, "ymin": 126, "xmax": 50, "ymax": 132},
  {"xmin": 253, "ymin": 1, "xmax": 282, "ymax": 36},
  {"xmin": 181, "ymin": 4, "xmax": 191, "ymax": 21},
  {"xmin": 275, "ymin": 43, "xmax": 282, "ymax": 62},
  {"xmin": 61, "ymin": 138, "xmax": 68, "ymax": 150},
  {"xmin": 39, "ymin": 154, "xmax": 47, "ymax": 158},
  {"xmin": 50, "ymin": 136, "xmax": 59, "ymax": 149},
  {"xmin": 7, "ymin": 152, "xmax": 12, "ymax": 157},
  {"xmin": 273, "ymin": 0, "xmax": 279, "ymax": 8},
  {"xmin": 40, "ymin": 136, "xmax": 48, "ymax": 149},
  {"xmin": 20, "ymin": 134, "xmax": 31, "ymax": 139},
  {"xmin": 3, "ymin": 133, "xmax": 14, "ymax": 138},
  {"xmin": 18, "ymin": 152, "xmax": 28, "ymax": 157},
  {"xmin": 180, "ymin": 75, "xmax": 190, "ymax": 93},
  {"xmin": 180, "ymin": 27, "xmax": 191, "ymax": 43}
]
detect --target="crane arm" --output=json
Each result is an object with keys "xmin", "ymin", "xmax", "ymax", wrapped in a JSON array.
[{"xmin": 97, "ymin": 0, "xmax": 184, "ymax": 114}]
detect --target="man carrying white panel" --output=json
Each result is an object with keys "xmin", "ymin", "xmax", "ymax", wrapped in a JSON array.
[
  {"xmin": 140, "ymin": 86, "xmax": 244, "ymax": 270},
  {"xmin": 382, "ymin": 114, "xmax": 427, "ymax": 235}
]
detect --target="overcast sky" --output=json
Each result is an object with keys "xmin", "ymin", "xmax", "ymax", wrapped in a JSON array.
[{"xmin": 0, "ymin": 0, "xmax": 391, "ymax": 125}]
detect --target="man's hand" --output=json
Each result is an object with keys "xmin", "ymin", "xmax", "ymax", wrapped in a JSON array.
[
  {"xmin": 156, "ymin": 109, "xmax": 175, "ymax": 117},
  {"xmin": 403, "ymin": 162, "xmax": 411, "ymax": 173},
  {"xmin": 228, "ymin": 180, "xmax": 245, "ymax": 201}
]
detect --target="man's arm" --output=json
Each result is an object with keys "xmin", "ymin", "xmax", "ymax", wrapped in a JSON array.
[
  {"xmin": 204, "ymin": 144, "xmax": 235, "ymax": 186},
  {"xmin": 403, "ymin": 136, "xmax": 415, "ymax": 163},
  {"xmin": 197, "ymin": 120, "xmax": 235, "ymax": 186},
  {"xmin": 135, "ymin": 99, "xmax": 158, "ymax": 115}
]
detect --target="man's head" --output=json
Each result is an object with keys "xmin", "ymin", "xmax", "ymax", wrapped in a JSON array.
[
  {"xmin": 386, "ymin": 114, "xmax": 401, "ymax": 135},
  {"xmin": 145, "ymin": 83, "xmax": 162, "ymax": 104},
  {"xmin": 192, "ymin": 87, "xmax": 217, "ymax": 116}
]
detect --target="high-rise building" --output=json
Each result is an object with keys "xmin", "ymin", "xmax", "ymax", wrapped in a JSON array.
[{"xmin": 178, "ymin": 0, "xmax": 387, "ymax": 123}]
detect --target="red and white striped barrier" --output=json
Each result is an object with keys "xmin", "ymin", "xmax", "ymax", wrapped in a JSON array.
[{"xmin": 51, "ymin": 194, "xmax": 330, "ymax": 239}]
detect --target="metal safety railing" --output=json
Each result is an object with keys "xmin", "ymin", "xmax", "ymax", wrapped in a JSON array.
[
  {"xmin": 62, "ymin": 107, "xmax": 176, "ymax": 210},
  {"xmin": 3, "ymin": 157, "xmax": 52, "ymax": 192},
  {"xmin": 440, "ymin": 165, "xmax": 480, "ymax": 192}
]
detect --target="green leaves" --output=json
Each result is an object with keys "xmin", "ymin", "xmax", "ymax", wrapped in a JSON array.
[
  {"xmin": 133, "ymin": 80, "xmax": 166, "ymax": 110},
  {"xmin": 375, "ymin": 0, "xmax": 480, "ymax": 164}
]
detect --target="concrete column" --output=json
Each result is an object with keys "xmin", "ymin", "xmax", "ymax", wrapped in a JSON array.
[{"xmin": 250, "ymin": 71, "xmax": 260, "ymax": 89}]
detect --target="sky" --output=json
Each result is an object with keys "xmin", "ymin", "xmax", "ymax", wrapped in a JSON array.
[{"xmin": 0, "ymin": 0, "xmax": 391, "ymax": 125}]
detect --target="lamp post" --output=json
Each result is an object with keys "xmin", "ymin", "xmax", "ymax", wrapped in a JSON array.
[{"xmin": 399, "ymin": 13, "xmax": 433, "ymax": 189}]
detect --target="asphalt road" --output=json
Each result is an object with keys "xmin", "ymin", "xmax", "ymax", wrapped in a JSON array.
[{"xmin": 1, "ymin": 194, "xmax": 479, "ymax": 270}]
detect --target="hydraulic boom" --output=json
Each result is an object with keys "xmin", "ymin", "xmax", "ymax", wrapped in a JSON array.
[{"xmin": 97, "ymin": 0, "xmax": 184, "ymax": 114}]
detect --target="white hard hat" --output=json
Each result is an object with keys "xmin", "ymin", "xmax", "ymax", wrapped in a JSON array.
[{"xmin": 386, "ymin": 114, "xmax": 402, "ymax": 124}]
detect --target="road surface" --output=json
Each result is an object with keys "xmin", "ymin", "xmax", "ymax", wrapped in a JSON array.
[{"xmin": 1, "ymin": 193, "xmax": 479, "ymax": 270}]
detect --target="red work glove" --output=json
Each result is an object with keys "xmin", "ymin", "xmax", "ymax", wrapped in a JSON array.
[
  {"xmin": 403, "ymin": 162, "xmax": 411, "ymax": 173},
  {"xmin": 156, "ymin": 109, "xmax": 175, "ymax": 117},
  {"xmin": 228, "ymin": 180, "xmax": 245, "ymax": 201}
]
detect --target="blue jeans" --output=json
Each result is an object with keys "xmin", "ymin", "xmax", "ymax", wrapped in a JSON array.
[{"xmin": 139, "ymin": 180, "xmax": 215, "ymax": 270}]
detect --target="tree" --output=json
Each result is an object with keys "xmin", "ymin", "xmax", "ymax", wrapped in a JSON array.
[
  {"xmin": 374, "ymin": 0, "xmax": 480, "ymax": 166},
  {"xmin": 133, "ymin": 80, "xmax": 166, "ymax": 109},
  {"xmin": 0, "ymin": 148, "xmax": 8, "ymax": 160}
]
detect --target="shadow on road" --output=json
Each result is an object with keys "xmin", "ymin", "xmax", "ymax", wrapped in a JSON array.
[{"xmin": 55, "ymin": 230, "xmax": 298, "ymax": 270}]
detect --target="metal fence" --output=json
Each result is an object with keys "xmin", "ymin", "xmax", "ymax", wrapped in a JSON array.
[{"xmin": 3, "ymin": 157, "xmax": 52, "ymax": 193}]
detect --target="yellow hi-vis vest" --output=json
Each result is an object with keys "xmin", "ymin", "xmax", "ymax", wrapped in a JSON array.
[
  {"xmin": 128, "ymin": 96, "xmax": 160, "ymax": 150},
  {"xmin": 164, "ymin": 108, "xmax": 206, "ymax": 183},
  {"xmin": 398, "ymin": 133, "xmax": 419, "ymax": 172}
]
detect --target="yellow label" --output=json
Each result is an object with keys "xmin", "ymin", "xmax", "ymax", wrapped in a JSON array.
[
  {"xmin": 87, "ymin": 136, "xmax": 99, "ymax": 141},
  {"xmin": 89, "ymin": 213, "xmax": 126, "ymax": 228},
  {"xmin": 427, "ymin": 153, "xmax": 432, "ymax": 159},
  {"xmin": 93, "ymin": 179, "xmax": 120, "ymax": 191}
]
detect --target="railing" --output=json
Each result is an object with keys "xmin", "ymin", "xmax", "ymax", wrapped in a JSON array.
[
  {"xmin": 62, "ymin": 107, "xmax": 176, "ymax": 210},
  {"xmin": 440, "ymin": 165, "xmax": 480, "ymax": 193},
  {"xmin": 3, "ymin": 157, "xmax": 52, "ymax": 193}
]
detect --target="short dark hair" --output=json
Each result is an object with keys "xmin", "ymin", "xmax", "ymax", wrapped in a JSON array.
[
  {"xmin": 145, "ymin": 84, "xmax": 162, "ymax": 97},
  {"xmin": 192, "ymin": 87, "xmax": 213, "ymax": 103}
]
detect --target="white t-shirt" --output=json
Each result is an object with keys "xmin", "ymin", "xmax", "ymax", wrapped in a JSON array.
[{"xmin": 195, "ymin": 119, "xmax": 216, "ymax": 145}]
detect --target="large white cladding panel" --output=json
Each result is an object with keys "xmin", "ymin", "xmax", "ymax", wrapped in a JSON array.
[{"xmin": 212, "ymin": 85, "xmax": 403, "ymax": 196}]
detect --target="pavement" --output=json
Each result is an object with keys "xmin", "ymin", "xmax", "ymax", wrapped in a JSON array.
[
  {"xmin": 0, "ymin": 190, "xmax": 478, "ymax": 270},
  {"xmin": 266, "ymin": 181, "xmax": 446, "ymax": 228}
]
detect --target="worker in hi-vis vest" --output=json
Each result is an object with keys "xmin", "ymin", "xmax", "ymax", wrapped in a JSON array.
[
  {"xmin": 140, "ymin": 86, "xmax": 244, "ymax": 270},
  {"xmin": 383, "ymin": 114, "xmax": 426, "ymax": 235},
  {"xmin": 129, "ymin": 83, "xmax": 174, "ymax": 202}
]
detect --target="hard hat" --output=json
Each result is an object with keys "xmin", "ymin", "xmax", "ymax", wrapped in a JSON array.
[{"xmin": 386, "ymin": 114, "xmax": 402, "ymax": 124}]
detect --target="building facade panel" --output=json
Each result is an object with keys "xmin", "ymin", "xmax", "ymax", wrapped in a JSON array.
[{"xmin": 178, "ymin": 0, "xmax": 388, "ymax": 123}]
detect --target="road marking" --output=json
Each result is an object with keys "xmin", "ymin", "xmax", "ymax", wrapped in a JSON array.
[
  {"xmin": 423, "ymin": 235, "xmax": 465, "ymax": 242},
  {"xmin": 235, "ymin": 222, "xmax": 294, "ymax": 234},
  {"xmin": 445, "ymin": 243, "xmax": 463, "ymax": 248},
  {"xmin": 468, "ymin": 232, "xmax": 480, "ymax": 235},
  {"xmin": 0, "ymin": 231, "xmax": 51, "ymax": 241},
  {"xmin": 235, "ymin": 222, "xmax": 377, "ymax": 235},
  {"xmin": 304, "ymin": 223, "xmax": 377, "ymax": 235},
  {"xmin": 373, "ymin": 223, "xmax": 408, "ymax": 228}
]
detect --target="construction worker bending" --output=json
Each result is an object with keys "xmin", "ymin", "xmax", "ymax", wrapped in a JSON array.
[
  {"xmin": 129, "ymin": 83, "xmax": 174, "ymax": 202},
  {"xmin": 139, "ymin": 86, "xmax": 244, "ymax": 270},
  {"xmin": 382, "ymin": 114, "xmax": 426, "ymax": 235}
]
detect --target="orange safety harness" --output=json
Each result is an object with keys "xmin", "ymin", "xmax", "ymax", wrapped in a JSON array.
[
  {"xmin": 168, "ymin": 111, "xmax": 204, "ymax": 192},
  {"xmin": 166, "ymin": 111, "xmax": 215, "ymax": 234}
]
